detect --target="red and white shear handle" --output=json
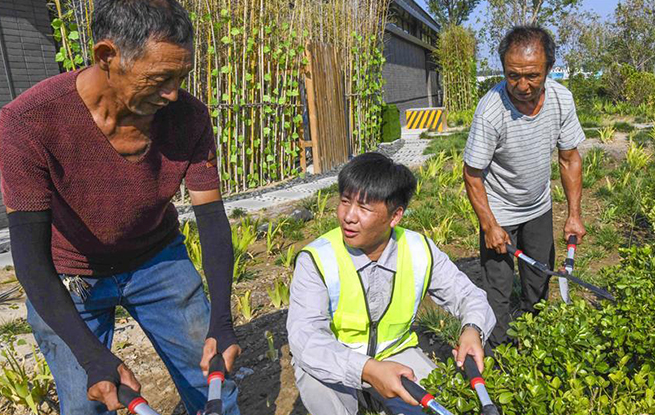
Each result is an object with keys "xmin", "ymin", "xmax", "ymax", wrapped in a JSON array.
[{"xmin": 117, "ymin": 385, "xmax": 161, "ymax": 415}]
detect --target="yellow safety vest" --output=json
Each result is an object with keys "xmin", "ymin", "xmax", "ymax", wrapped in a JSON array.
[{"xmin": 301, "ymin": 226, "xmax": 432, "ymax": 360}]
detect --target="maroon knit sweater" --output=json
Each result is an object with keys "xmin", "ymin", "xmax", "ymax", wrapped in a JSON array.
[{"xmin": 0, "ymin": 70, "xmax": 219, "ymax": 275}]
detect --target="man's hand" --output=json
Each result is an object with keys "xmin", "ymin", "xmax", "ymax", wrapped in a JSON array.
[
  {"xmin": 564, "ymin": 215, "xmax": 586, "ymax": 244},
  {"xmin": 200, "ymin": 338, "xmax": 242, "ymax": 377},
  {"xmin": 361, "ymin": 359, "xmax": 419, "ymax": 406},
  {"xmin": 452, "ymin": 327, "xmax": 485, "ymax": 373},
  {"xmin": 484, "ymin": 224, "xmax": 511, "ymax": 254},
  {"xmin": 87, "ymin": 364, "xmax": 140, "ymax": 410}
]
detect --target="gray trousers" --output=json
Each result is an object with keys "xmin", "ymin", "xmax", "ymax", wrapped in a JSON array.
[
  {"xmin": 478, "ymin": 209, "xmax": 555, "ymax": 347},
  {"xmin": 293, "ymin": 347, "xmax": 437, "ymax": 415}
]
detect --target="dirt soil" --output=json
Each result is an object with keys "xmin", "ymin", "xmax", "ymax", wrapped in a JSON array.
[{"xmin": 0, "ymin": 136, "xmax": 632, "ymax": 415}]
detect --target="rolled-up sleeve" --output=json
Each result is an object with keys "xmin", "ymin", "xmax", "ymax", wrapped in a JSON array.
[
  {"xmin": 287, "ymin": 252, "xmax": 370, "ymax": 389},
  {"xmin": 425, "ymin": 239, "xmax": 496, "ymax": 342}
]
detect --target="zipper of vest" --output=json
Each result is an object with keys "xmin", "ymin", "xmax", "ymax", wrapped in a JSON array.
[
  {"xmin": 356, "ymin": 271, "xmax": 377, "ymax": 357},
  {"xmin": 358, "ymin": 270, "xmax": 398, "ymax": 357},
  {"xmin": 367, "ymin": 321, "xmax": 378, "ymax": 357}
]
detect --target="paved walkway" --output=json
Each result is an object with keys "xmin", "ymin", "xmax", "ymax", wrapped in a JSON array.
[{"xmin": 0, "ymin": 129, "xmax": 432, "ymax": 267}]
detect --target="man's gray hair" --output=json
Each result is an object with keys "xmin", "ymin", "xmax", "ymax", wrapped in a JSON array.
[{"xmin": 92, "ymin": 0, "xmax": 194, "ymax": 63}]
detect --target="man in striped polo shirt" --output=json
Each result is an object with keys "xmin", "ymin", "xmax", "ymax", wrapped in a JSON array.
[{"xmin": 463, "ymin": 26, "xmax": 586, "ymax": 347}]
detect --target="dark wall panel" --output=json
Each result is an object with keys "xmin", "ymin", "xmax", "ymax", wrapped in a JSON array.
[
  {"xmin": 0, "ymin": 0, "xmax": 60, "ymax": 107},
  {"xmin": 382, "ymin": 32, "xmax": 441, "ymax": 125}
]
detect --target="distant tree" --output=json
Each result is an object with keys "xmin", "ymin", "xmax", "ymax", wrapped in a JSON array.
[
  {"xmin": 427, "ymin": 0, "xmax": 481, "ymax": 27},
  {"xmin": 480, "ymin": 0, "xmax": 582, "ymax": 57},
  {"xmin": 610, "ymin": 0, "xmax": 655, "ymax": 72},
  {"xmin": 557, "ymin": 10, "xmax": 609, "ymax": 76}
]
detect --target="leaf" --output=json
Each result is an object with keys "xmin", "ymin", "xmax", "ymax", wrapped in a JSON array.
[
  {"xmin": 497, "ymin": 392, "xmax": 513, "ymax": 404},
  {"xmin": 68, "ymin": 31, "xmax": 79, "ymax": 40}
]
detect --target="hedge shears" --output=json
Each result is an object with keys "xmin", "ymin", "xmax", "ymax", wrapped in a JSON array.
[
  {"xmin": 118, "ymin": 385, "xmax": 160, "ymax": 415},
  {"xmin": 400, "ymin": 376, "xmax": 454, "ymax": 414},
  {"xmin": 202, "ymin": 353, "xmax": 226, "ymax": 415},
  {"xmin": 506, "ymin": 243, "xmax": 616, "ymax": 302},
  {"xmin": 118, "ymin": 353, "xmax": 227, "ymax": 415},
  {"xmin": 460, "ymin": 356, "xmax": 500, "ymax": 415},
  {"xmin": 559, "ymin": 235, "xmax": 577, "ymax": 304}
]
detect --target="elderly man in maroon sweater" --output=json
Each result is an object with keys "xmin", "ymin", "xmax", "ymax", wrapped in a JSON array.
[{"xmin": 0, "ymin": 1, "xmax": 240, "ymax": 414}]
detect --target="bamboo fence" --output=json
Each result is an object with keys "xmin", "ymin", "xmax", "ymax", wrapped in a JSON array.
[{"xmin": 49, "ymin": 0, "xmax": 390, "ymax": 195}]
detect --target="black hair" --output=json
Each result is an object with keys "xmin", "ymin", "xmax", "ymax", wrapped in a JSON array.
[
  {"xmin": 92, "ymin": 0, "xmax": 194, "ymax": 62},
  {"xmin": 498, "ymin": 25, "xmax": 556, "ymax": 71},
  {"xmin": 338, "ymin": 152, "xmax": 417, "ymax": 213}
]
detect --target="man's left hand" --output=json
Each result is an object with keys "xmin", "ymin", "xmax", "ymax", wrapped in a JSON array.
[
  {"xmin": 452, "ymin": 327, "xmax": 484, "ymax": 373},
  {"xmin": 200, "ymin": 338, "xmax": 242, "ymax": 377},
  {"xmin": 564, "ymin": 215, "xmax": 586, "ymax": 244}
]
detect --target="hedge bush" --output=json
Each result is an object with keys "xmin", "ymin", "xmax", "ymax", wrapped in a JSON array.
[
  {"xmin": 625, "ymin": 71, "xmax": 655, "ymax": 107},
  {"xmin": 477, "ymin": 76, "xmax": 504, "ymax": 99},
  {"xmin": 423, "ymin": 245, "xmax": 655, "ymax": 414},
  {"xmin": 381, "ymin": 104, "xmax": 401, "ymax": 143}
]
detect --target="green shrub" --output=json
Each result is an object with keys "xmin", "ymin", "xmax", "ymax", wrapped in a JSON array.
[
  {"xmin": 423, "ymin": 245, "xmax": 655, "ymax": 415},
  {"xmin": 613, "ymin": 121, "xmax": 635, "ymax": 133},
  {"xmin": 584, "ymin": 128, "xmax": 600, "ymax": 139},
  {"xmin": 577, "ymin": 111, "xmax": 602, "ymax": 128},
  {"xmin": 633, "ymin": 128, "xmax": 654, "ymax": 147},
  {"xmin": 477, "ymin": 76, "xmax": 504, "ymax": 99},
  {"xmin": 625, "ymin": 71, "xmax": 655, "ymax": 107},
  {"xmin": 570, "ymin": 75, "xmax": 605, "ymax": 111},
  {"xmin": 381, "ymin": 104, "xmax": 401, "ymax": 143},
  {"xmin": 0, "ymin": 338, "xmax": 54, "ymax": 414},
  {"xmin": 582, "ymin": 148, "xmax": 608, "ymax": 188},
  {"xmin": 0, "ymin": 319, "xmax": 32, "ymax": 337},
  {"xmin": 550, "ymin": 160, "xmax": 560, "ymax": 180},
  {"xmin": 600, "ymin": 63, "xmax": 636, "ymax": 103},
  {"xmin": 446, "ymin": 108, "xmax": 474, "ymax": 128},
  {"xmin": 423, "ymin": 131, "xmax": 468, "ymax": 155}
]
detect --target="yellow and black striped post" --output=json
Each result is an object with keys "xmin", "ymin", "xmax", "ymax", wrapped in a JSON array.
[{"xmin": 405, "ymin": 107, "xmax": 445, "ymax": 131}]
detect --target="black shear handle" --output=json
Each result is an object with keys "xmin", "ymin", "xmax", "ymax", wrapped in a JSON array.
[
  {"xmin": 208, "ymin": 353, "xmax": 226, "ymax": 378},
  {"xmin": 400, "ymin": 376, "xmax": 431, "ymax": 406}
]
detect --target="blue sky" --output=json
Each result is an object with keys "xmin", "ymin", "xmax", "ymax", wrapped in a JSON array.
[{"xmin": 415, "ymin": 0, "xmax": 621, "ymax": 67}]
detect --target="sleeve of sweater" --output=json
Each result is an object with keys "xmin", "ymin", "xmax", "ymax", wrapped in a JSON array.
[
  {"xmin": 8, "ymin": 210, "xmax": 123, "ymax": 389},
  {"xmin": 193, "ymin": 200, "xmax": 238, "ymax": 352}
]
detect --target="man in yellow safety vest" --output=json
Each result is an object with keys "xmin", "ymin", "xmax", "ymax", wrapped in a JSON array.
[{"xmin": 287, "ymin": 152, "xmax": 496, "ymax": 414}]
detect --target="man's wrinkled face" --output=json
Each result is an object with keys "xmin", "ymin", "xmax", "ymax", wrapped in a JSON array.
[
  {"xmin": 503, "ymin": 42, "xmax": 549, "ymax": 104},
  {"xmin": 336, "ymin": 192, "xmax": 401, "ymax": 253},
  {"xmin": 111, "ymin": 40, "xmax": 193, "ymax": 115}
]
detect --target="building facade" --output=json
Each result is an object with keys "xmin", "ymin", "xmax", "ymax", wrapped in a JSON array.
[{"xmin": 383, "ymin": 0, "xmax": 442, "ymax": 126}]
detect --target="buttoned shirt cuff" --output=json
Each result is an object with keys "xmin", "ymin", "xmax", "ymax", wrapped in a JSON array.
[{"xmin": 344, "ymin": 351, "xmax": 371, "ymax": 390}]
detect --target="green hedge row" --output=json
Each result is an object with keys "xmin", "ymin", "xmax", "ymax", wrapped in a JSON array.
[{"xmin": 423, "ymin": 245, "xmax": 655, "ymax": 414}]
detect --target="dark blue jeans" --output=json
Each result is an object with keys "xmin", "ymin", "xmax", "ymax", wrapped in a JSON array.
[{"xmin": 27, "ymin": 234, "xmax": 240, "ymax": 415}]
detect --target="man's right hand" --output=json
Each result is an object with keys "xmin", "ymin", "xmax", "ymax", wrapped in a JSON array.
[
  {"xmin": 361, "ymin": 359, "xmax": 419, "ymax": 406},
  {"xmin": 87, "ymin": 364, "xmax": 140, "ymax": 410},
  {"xmin": 484, "ymin": 224, "xmax": 511, "ymax": 254}
]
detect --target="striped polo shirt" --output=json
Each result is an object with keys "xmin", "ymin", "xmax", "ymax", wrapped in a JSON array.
[{"xmin": 464, "ymin": 79, "xmax": 585, "ymax": 226}]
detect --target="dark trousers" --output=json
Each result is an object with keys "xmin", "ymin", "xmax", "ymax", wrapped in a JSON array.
[{"xmin": 477, "ymin": 209, "xmax": 555, "ymax": 347}]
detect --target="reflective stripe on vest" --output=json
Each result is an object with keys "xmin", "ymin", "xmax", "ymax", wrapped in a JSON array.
[{"xmin": 301, "ymin": 226, "xmax": 432, "ymax": 359}]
